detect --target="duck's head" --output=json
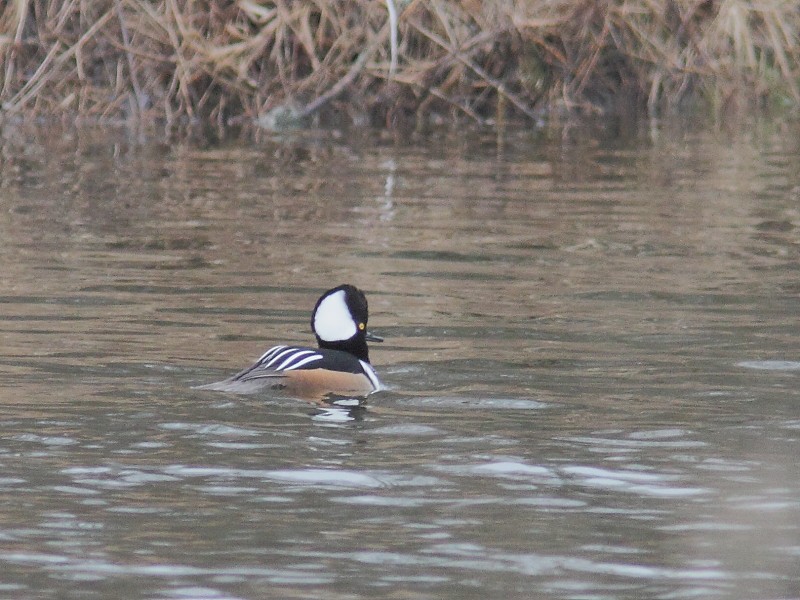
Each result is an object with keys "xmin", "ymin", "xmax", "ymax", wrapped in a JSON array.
[{"xmin": 311, "ymin": 284, "xmax": 382, "ymax": 362}]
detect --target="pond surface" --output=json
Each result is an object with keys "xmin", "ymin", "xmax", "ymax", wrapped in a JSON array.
[{"xmin": 0, "ymin": 120, "xmax": 798, "ymax": 599}]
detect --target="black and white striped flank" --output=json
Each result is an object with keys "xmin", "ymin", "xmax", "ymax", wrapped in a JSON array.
[{"xmin": 255, "ymin": 345, "xmax": 324, "ymax": 371}]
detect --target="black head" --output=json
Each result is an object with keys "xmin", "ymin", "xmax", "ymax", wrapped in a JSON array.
[{"xmin": 311, "ymin": 284, "xmax": 380, "ymax": 362}]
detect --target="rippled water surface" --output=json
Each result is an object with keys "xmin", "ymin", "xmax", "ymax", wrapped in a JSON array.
[{"xmin": 0, "ymin": 121, "xmax": 798, "ymax": 599}]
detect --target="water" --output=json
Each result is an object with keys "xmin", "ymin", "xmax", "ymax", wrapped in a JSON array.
[{"xmin": 0, "ymin": 121, "xmax": 798, "ymax": 599}]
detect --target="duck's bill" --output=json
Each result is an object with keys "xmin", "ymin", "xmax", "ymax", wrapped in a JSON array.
[{"xmin": 365, "ymin": 331, "xmax": 384, "ymax": 342}]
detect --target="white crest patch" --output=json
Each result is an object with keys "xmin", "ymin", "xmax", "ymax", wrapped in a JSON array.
[{"xmin": 314, "ymin": 289, "xmax": 357, "ymax": 342}]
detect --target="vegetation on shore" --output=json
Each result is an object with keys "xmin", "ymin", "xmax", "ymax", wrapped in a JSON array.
[{"xmin": 0, "ymin": 1, "xmax": 798, "ymax": 129}]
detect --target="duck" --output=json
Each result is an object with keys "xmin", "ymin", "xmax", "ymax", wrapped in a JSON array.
[{"xmin": 198, "ymin": 284, "xmax": 382, "ymax": 400}]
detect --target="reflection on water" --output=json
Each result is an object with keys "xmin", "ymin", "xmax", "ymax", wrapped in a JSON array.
[{"xmin": 0, "ymin": 121, "xmax": 798, "ymax": 599}]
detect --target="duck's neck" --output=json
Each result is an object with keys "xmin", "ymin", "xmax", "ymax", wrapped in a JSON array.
[{"xmin": 317, "ymin": 336, "xmax": 370, "ymax": 363}]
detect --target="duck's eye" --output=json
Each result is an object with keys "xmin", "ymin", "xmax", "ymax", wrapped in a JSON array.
[{"xmin": 358, "ymin": 322, "xmax": 365, "ymax": 331}]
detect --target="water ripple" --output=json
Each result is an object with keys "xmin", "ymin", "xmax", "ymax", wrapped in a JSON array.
[
  {"xmin": 402, "ymin": 396, "xmax": 547, "ymax": 410},
  {"xmin": 562, "ymin": 466, "xmax": 710, "ymax": 498},
  {"xmin": 159, "ymin": 465, "xmax": 388, "ymax": 489},
  {"xmin": 737, "ymin": 360, "xmax": 800, "ymax": 371}
]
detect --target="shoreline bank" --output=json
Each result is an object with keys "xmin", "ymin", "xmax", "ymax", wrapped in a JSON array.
[{"xmin": 1, "ymin": 1, "xmax": 798, "ymax": 129}]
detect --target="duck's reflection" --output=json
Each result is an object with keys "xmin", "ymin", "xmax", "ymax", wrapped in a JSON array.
[{"xmin": 312, "ymin": 394, "xmax": 368, "ymax": 422}]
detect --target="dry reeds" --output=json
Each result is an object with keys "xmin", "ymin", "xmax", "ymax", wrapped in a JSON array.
[{"xmin": 0, "ymin": 1, "xmax": 798, "ymax": 128}]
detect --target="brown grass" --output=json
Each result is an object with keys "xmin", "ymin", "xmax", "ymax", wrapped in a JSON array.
[{"xmin": 0, "ymin": 1, "xmax": 798, "ymax": 128}]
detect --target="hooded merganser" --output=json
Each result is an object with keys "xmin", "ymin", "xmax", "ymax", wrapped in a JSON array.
[{"xmin": 198, "ymin": 284, "xmax": 382, "ymax": 399}]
